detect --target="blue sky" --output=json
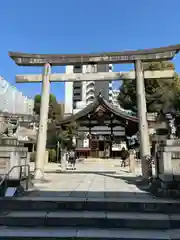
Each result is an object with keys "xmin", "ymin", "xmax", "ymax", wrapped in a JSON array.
[{"xmin": 0, "ymin": 0, "xmax": 180, "ymax": 102}]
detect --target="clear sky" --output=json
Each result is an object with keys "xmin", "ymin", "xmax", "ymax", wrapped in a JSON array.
[{"xmin": 0, "ymin": 0, "xmax": 180, "ymax": 102}]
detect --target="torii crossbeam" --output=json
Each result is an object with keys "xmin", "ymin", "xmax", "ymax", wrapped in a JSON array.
[{"xmin": 16, "ymin": 70, "xmax": 175, "ymax": 83}]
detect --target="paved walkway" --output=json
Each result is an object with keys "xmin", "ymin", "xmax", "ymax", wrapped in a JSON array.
[{"xmin": 28, "ymin": 159, "xmax": 153, "ymax": 199}]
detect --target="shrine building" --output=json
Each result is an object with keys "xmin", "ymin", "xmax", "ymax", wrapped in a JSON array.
[{"xmin": 58, "ymin": 93, "xmax": 139, "ymax": 158}]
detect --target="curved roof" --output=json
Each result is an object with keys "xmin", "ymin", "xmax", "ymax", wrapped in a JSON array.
[
  {"xmin": 9, "ymin": 44, "xmax": 180, "ymax": 66},
  {"xmin": 59, "ymin": 94, "xmax": 138, "ymax": 125}
]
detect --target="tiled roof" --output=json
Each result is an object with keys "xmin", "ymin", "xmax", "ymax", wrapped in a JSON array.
[{"xmin": 59, "ymin": 94, "xmax": 138, "ymax": 124}]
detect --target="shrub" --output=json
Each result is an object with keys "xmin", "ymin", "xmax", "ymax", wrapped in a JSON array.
[{"xmin": 48, "ymin": 149, "xmax": 57, "ymax": 162}]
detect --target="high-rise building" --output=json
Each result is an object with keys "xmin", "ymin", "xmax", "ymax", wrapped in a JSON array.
[
  {"xmin": 0, "ymin": 76, "xmax": 34, "ymax": 115},
  {"xmin": 65, "ymin": 64, "xmax": 113, "ymax": 115}
]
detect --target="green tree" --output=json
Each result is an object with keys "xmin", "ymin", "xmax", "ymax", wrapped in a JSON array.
[
  {"xmin": 34, "ymin": 94, "xmax": 63, "ymax": 151},
  {"xmin": 33, "ymin": 93, "xmax": 62, "ymax": 121},
  {"xmin": 118, "ymin": 61, "xmax": 180, "ymax": 113},
  {"xmin": 57, "ymin": 122, "xmax": 78, "ymax": 149},
  {"xmin": 33, "ymin": 94, "xmax": 41, "ymax": 115},
  {"xmin": 46, "ymin": 122, "xmax": 58, "ymax": 147}
]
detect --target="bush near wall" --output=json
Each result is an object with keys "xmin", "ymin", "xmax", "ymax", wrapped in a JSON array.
[
  {"xmin": 30, "ymin": 149, "xmax": 57, "ymax": 163},
  {"xmin": 48, "ymin": 149, "xmax": 57, "ymax": 162}
]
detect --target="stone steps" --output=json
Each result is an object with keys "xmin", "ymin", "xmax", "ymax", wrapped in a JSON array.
[
  {"xmin": 0, "ymin": 197, "xmax": 180, "ymax": 239},
  {"xmin": 0, "ymin": 226, "xmax": 179, "ymax": 239},
  {"xmin": 0, "ymin": 210, "xmax": 179, "ymax": 229},
  {"xmin": 0, "ymin": 197, "xmax": 180, "ymax": 213}
]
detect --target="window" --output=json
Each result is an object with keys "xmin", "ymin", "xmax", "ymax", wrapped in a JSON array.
[{"xmin": 74, "ymin": 65, "xmax": 82, "ymax": 73}]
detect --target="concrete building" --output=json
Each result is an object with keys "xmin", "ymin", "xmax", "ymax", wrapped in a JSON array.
[
  {"xmin": 58, "ymin": 102, "xmax": 65, "ymax": 116},
  {"xmin": 65, "ymin": 64, "xmax": 113, "ymax": 115},
  {"xmin": 0, "ymin": 76, "xmax": 34, "ymax": 115}
]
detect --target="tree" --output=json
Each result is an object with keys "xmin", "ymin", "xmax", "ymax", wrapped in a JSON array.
[
  {"xmin": 57, "ymin": 122, "xmax": 79, "ymax": 149},
  {"xmin": 46, "ymin": 122, "xmax": 58, "ymax": 147},
  {"xmin": 34, "ymin": 94, "xmax": 63, "ymax": 155},
  {"xmin": 118, "ymin": 61, "xmax": 180, "ymax": 181},
  {"xmin": 33, "ymin": 93, "xmax": 62, "ymax": 121},
  {"xmin": 118, "ymin": 61, "xmax": 180, "ymax": 113},
  {"xmin": 33, "ymin": 94, "xmax": 41, "ymax": 115}
]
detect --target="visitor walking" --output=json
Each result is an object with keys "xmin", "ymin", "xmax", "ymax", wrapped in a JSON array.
[
  {"xmin": 69, "ymin": 148, "xmax": 76, "ymax": 170},
  {"xmin": 120, "ymin": 147, "xmax": 129, "ymax": 168}
]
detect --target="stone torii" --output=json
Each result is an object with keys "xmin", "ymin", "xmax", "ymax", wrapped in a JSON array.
[
  {"xmin": 8, "ymin": 44, "xmax": 180, "ymax": 180},
  {"xmin": 16, "ymin": 70, "xmax": 174, "ymax": 83},
  {"xmin": 16, "ymin": 69, "xmax": 174, "ymax": 179}
]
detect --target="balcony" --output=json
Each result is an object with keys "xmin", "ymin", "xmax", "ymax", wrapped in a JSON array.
[
  {"xmin": 86, "ymin": 87, "xmax": 95, "ymax": 95},
  {"xmin": 86, "ymin": 90, "xmax": 95, "ymax": 99},
  {"xmin": 86, "ymin": 81, "xmax": 95, "ymax": 93},
  {"xmin": 86, "ymin": 81, "xmax": 95, "ymax": 87},
  {"xmin": 86, "ymin": 95, "xmax": 95, "ymax": 105}
]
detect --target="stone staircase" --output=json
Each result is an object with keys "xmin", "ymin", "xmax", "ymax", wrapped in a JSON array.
[{"xmin": 0, "ymin": 196, "xmax": 180, "ymax": 239}]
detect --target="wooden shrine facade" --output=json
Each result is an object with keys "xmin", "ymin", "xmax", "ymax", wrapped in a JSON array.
[{"xmin": 58, "ymin": 93, "xmax": 139, "ymax": 158}]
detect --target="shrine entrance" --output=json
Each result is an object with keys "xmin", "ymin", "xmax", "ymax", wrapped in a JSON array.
[
  {"xmin": 58, "ymin": 93, "xmax": 138, "ymax": 159},
  {"xmin": 89, "ymin": 135, "xmax": 111, "ymax": 158},
  {"xmin": 9, "ymin": 44, "xmax": 179, "ymax": 179}
]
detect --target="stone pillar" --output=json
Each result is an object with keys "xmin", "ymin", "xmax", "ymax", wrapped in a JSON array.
[
  {"xmin": 61, "ymin": 149, "xmax": 67, "ymax": 171},
  {"xmin": 88, "ymin": 115, "xmax": 92, "ymax": 157},
  {"xmin": 110, "ymin": 124, "xmax": 113, "ymax": 158},
  {"xmin": 135, "ymin": 60, "xmax": 150, "ymax": 179},
  {"xmin": 44, "ymin": 150, "xmax": 49, "ymax": 165},
  {"xmin": 9, "ymin": 151, "xmax": 21, "ymax": 180},
  {"xmin": 129, "ymin": 150, "xmax": 136, "ymax": 173},
  {"xmin": 34, "ymin": 63, "xmax": 51, "ymax": 180},
  {"xmin": 161, "ymin": 151, "xmax": 173, "ymax": 185}
]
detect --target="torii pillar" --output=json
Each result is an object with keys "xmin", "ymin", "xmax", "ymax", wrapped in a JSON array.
[
  {"xmin": 34, "ymin": 63, "xmax": 51, "ymax": 180},
  {"xmin": 135, "ymin": 60, "xmax": 150, "ymax": 179}
]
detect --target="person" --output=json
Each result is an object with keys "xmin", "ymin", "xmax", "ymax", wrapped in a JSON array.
[
  {"xmin": 120, "ymin": 147, "xmax": 129, "ymax": 168},
  {"xmin": 69, "ymin": 148, "xmax": 76, "ymax": 170},
  {"xmin": 105, "ymin": 146, "xmax": 110, "ymax": 159}
]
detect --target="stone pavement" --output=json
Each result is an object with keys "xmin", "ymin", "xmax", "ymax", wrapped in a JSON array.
[
  {"xmin": 28, "ymin": 159, "xmax": 153, "ymax": 199},
  {"xmin": 30, "ymin": 158, "xmax": 142, "ymax": 175}
]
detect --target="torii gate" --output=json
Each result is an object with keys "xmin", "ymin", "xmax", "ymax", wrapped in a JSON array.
[{"xmin": 9, "ymin": 44, "xmax": 180, "ymax": 180}]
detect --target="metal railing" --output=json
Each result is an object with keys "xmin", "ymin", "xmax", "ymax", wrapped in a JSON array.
[{"xmin": 0, "ymin": 164, "xmax": 30, "ymax": 194}]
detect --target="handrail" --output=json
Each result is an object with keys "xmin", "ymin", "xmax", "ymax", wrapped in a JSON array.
[{"xmin": 0, "ymin": 164, "xmax": 30, "ymax": 193}]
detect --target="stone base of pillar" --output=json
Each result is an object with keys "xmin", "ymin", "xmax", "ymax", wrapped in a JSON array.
[
  {"xmin": 148, "ymin": 178, "xmax": 180, "ymax": 198},
  {"xmin": 135, "ymin": 177, "xmax": 150, "ymax": 187},
  {"xmin": 34, "ymin": 168, "xmax": 44, "ymax": 180}
]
